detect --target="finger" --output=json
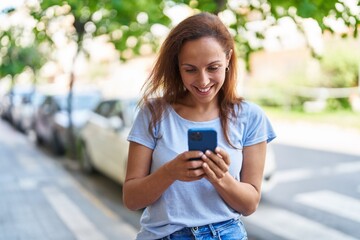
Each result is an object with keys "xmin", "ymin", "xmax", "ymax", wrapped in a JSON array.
[
  {"xmin": 202, "ymin": 162, "xmax": 220, "ymax": 181},
  {"xmin": 202, "ymin": 154, "xmax": 226, "ymax": 179},
  {"xmin": 187, "ymin": 159, "xmax": 204, "ymax": 170},
  {"xmin": 186, "ymin": 168, "xmax": 205, "ymax": 179},
  {"xmin": 185, "ymin": 151, "xmax": 204, "ymax": 161},
  {"xmin": 205, "ymin": 150, "xmax": 229, "ymax": 172},
  {"xmin": 215, "ymin": 147, "xmax": 231, "ymax": 165}
]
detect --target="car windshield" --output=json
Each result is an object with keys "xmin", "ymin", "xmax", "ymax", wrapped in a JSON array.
[
  {"xmin": 56, "ymin": 93, "xmax": 100, "ymax": 111},
  {"xmin": 32, "ymin": 93, "xmax": 45, "ymax": 106},
  {"xmin": 11, "ymin": 88, "xmax": 34, "ymax": 104}
]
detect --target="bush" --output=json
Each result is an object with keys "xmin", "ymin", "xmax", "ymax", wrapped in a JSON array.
[{"xmin": 319, "ymin": 44, "xmax": 360, "ymax": 88}]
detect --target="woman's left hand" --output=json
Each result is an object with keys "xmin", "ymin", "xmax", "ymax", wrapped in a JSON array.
[{"xmin": 201, "ymin": 147, "xmax": 230, "ymax": 183}]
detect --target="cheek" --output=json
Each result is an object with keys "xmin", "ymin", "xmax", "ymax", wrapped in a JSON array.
[
  {"xmin": 213, "ymin": 71, "xmax": 226, "ymax": 84},
  {"xmin": 180, "ymin": 72, "xmax": 193, "ymax": 85}
]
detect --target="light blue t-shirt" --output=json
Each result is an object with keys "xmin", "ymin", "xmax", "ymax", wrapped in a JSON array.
[{"xmin": 127, "ymin": 101, "xmax": 276, "ymax": 240}]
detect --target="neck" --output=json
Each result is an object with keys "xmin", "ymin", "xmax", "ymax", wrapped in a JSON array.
[{"xmin": 173, "ymin": 94, "xmax": 220, "ymax": 121}]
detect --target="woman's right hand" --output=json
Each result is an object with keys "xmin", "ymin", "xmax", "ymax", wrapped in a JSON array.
[{"xmin": 164, "ymin": 151, "xmax": 205, "ymax": 182}]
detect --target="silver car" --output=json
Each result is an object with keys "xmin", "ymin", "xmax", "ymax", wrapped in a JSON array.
[{"xmin": 34, "ymin": 90, "xmax": 101, "ymax": 155}]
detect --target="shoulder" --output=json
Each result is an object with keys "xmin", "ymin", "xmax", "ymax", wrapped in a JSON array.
[
  {"xmin": 141, "ymin": 97, "xmax": 169, "ymax": 112},
  {"xmin": 235, "ymin": 100, "xmax": 265, "ymax": 116}
]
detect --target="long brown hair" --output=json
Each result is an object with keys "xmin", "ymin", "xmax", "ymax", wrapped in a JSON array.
[{"xmin": 141, "ymin": 12, "xmax": 243, "ymax": 146}]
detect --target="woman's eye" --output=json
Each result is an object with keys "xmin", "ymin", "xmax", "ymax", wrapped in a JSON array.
[
  {"xmin": 208, "ymin": 66, "xmax": 219, "ymax": 72},
  {"xmin": 185, "ymin": 69, "xmax": 196, "ymax": 73}
]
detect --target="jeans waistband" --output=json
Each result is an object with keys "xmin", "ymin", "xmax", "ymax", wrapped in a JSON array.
[{"xmin": 172, "ymin": 218, "xmax": 240, "ymax": 237}]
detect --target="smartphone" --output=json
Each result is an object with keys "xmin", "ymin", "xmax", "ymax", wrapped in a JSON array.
[{"xmin": 188, "ymin": 128, "xmax": 217, "ymax": 160}]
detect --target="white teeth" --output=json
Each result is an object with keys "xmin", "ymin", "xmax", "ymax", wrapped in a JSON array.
[{"xmin": 198, "ymin": 87, "xmax": 210, "ymax": 92}]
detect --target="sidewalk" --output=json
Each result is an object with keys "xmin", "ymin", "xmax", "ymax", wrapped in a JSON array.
[
  {"xmin": 0, "ymin": 120, "xmax": 137, "ymax": 240},
  {"xmin": 272, "ymin": 119, "xmax": 360, "ymax": 156}
]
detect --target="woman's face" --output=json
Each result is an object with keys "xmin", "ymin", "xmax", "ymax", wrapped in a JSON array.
[{"xmin": 178, "ymin": 37, "xmax": 229, "ymax": 105}]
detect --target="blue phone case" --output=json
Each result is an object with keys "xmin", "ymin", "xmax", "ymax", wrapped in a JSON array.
[{"xmin": 188, "ymin": 128, "xmax": 217, "ymax": 153}]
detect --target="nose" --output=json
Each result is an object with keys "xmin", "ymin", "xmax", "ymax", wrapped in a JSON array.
[{"xmin": 198, "ymin": 70, "xmax": 210, "ymax": 87}]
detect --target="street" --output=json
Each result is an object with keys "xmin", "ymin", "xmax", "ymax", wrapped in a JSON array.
[
  {"xmin": 0, "ymin": 118, "xmax": 360, "ymax": 240},
  {"xmin": 244, "ymin": 143, "xmax": 360, "ymax": 240}
]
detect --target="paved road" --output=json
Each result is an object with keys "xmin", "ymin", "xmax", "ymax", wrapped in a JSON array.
[
  {"xmin": 242, "ymin": 119, "xmax": 360, "ymax": 240},
  {"xmin": 244, "ymin": 143, "xmax": 360, "ymax": 240},
  {"xmin": 0, "ymin": 120, "xmax": 137, "ymax": 240}
]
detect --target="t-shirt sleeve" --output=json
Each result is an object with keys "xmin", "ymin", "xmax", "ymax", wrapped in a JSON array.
[
  {"xmin": 127, "ymin": 105, "xmax": 157, "ymax": 150},
  {"xmin": 243, "ymin": 102, "xmax": 276, "ymax": 147}
]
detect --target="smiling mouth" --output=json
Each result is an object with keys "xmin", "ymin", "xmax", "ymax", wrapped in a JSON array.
[{"xmin": 196, "ymin": 86, "xmax": 212, "ymax": 94}]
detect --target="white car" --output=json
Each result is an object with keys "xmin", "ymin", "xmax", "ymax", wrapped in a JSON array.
[
  {"xmin": 79, "ymin": 98, "xmax": 277, "ymax": 190},
  {"xmin": 79, "ymin": 98, "xmax": 139, "ymax": 184}
]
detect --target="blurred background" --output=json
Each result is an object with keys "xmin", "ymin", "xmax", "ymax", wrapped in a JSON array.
[{"xmin": 0, "ymin": 0, "xmax": 359, "ymax": 240}]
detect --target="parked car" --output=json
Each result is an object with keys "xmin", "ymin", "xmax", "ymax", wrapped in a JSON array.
[
  {"xmin": 79, "ymin": 97, "xmax": 139, "ymax": 184},
  {"xmin": 11, "ymin": 90, "xmax": 45, "ymax": 133},
  {"xmin": 34, "ymin": 90, "xmax": 101, "ymax": 155},
  {"xmin": 0, "ymin": 86, "xmax": 34, "ymax": 124},
  {"xmin": 79, "ymin": 98, "xmax": 277, "ymax": 190}
]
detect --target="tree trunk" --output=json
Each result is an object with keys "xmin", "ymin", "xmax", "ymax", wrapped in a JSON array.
[{"xmin": 66, "ymin": 47, "xmax": 81, "ymax": 160}]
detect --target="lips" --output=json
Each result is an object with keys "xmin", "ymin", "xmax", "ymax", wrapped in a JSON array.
[
  {"xmin": 196, "ymin": 87, "xmax": 211, "ymax": 93},
  {"xmin": 195, "ymin": 86, "xmax": 212, "ymax": 96}
]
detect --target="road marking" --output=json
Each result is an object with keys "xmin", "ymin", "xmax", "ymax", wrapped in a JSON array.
[
  {"xmin": 18, "ymin": 178, "xmax": 37, "ymax": 190},
  {"xmin": 74, "ymin": 181, "xmax": 119, "ymax": 221},
  {"xmin": 42, "ymin": 186, "xmax": 107, "ymax": 240},
  {"xmin": 244, "ymin": 205, "xmax": 357, "ymax": 240},
  {"xmin": 295, "ymin": 190, "xmax": 360, "ymax": 223},
  {"xmin": 56, "ymin": 176, "xmax": 138, "ymax": 237},
  {"xmin": 274, "ymin": 161, "xmax": 360, "ymax": 184},
  {"xmin": 333, "ymin": 161, "xmax": 360, "ymax": 174}
]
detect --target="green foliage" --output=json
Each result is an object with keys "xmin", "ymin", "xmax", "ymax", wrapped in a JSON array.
[
  {"xmin": 2, "ymin": 0, "xmax": 360, "ymax": 83},
  {"xmin": 0, "ymin": 27, "xmax": 45, "ymax": 84},
  {"xmin": 319, "ymin": 42, "xmax": 360, "ymax": 88},
  {"xmin": 267, "ymin": 0, "xmax": 355, "ymax": 32},
  {"xmin": 326, "ymin": 97, "xmax": 351, "ymax": 111},
  {"xmin": 252, "ymin": 37, "xmax": 360, "ymax": 112}
]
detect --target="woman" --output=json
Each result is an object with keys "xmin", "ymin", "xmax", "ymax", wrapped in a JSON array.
[{"xmin": 123, "ymin": 12, "xmax": 276, "ymax": 240}]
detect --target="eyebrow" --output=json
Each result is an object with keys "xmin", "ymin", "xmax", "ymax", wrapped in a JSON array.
[{"xmin": 180, "ymin": 60, "xmax": 222, "ymax": 67}]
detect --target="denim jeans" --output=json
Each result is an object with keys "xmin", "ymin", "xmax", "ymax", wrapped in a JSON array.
[{"xmin": 158, "ymin": 218, "xmax": 248, "ymax": 240}]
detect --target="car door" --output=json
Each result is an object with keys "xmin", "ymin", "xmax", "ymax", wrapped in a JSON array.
[
  {"xmin": 100, "ymin": 100, "xmax": 129, "ymax": 184},
  {"xmin": 82, "ymin": 100, "xmax": 116, "ymax": 172}
]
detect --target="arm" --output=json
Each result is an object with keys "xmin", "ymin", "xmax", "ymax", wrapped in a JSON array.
[
  {"xmin": 202, "ymin": 141, "xmax": 267, "ymax": 216},
  {"xmin": 123, "ymin": 141, "xmax": 205, "ymax": 211}
]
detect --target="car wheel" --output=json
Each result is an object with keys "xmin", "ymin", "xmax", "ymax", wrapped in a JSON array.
[
  {"xmin": 80, "ymin": 142, "xmax": 95, "ymax": 173},
  {"xmin": 35, "ymin": 128, "xmax": 44, "ymax": 145},
  {"xmin": 51, "ymin": 131, "xmax": 65, "ymax": 156}
]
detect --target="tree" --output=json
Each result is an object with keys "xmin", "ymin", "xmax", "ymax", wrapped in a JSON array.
[
  {"xmin": 178, "ymin": 0, "xmax": 359, "ymax": 64},
  {"xmin": 0, "ymin": 12, "xmax": 46, "ymax": 86},
  {"xmin": 30, "ymin": 0, "xmax": 170, "ymax": 159},
  {"xmin": 3, "ymin": 0, "xmax": 359, "ymax": 157}
]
